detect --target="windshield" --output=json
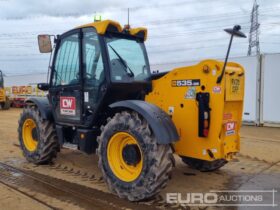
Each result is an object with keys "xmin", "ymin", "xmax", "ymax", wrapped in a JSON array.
[{"xmin": 105, "ymin": 35, "xmax": 150, "ymax": 82}]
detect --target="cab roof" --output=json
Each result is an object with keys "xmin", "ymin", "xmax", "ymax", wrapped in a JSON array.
[{"xmin": 76, "ymin": 20, "xmax": 147, "ymax": 41}]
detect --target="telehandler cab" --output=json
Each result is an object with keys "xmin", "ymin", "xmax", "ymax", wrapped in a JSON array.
[
  {"xmin": 0, "ymin": 70, "xmax": 10, "ymax": 110},
  {"xmin": 18, "ymin": 20, "xmax": 246, "ymax": 201}
]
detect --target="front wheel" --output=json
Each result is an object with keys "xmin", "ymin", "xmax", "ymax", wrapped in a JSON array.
[
  {"xmin": 97, "ymin": 111, "xmax": 175, "ymax": 201},
  {"xmin": 18, "ymin": 107, "xmax": 59, "ymax": 164},
  {"xmin": 181, "ymin": 156, "xmax": 227, "ymax": 172}
]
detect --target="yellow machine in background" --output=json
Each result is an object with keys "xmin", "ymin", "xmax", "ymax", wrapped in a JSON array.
[
  {"xmin": 0, "ymin": 70, "xmax": 10, "ymax": 110},
  {"xmin": 4, "ymin": 85, "xmax": 47, "ymax": 108}
]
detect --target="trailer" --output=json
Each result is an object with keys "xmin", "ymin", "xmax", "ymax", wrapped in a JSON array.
[{"xmin": 5, "ymin": 85, "xmax": 47, "ymax": 108}]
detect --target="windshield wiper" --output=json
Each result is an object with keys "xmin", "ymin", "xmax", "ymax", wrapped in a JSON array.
[{"xmin": 108, "ymin": 44, "xmax": 134, "ymax": 77}]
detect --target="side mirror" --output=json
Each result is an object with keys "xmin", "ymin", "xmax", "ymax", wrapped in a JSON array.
[
  {"xmin": 38, "ymin": 35, "xmax": 52, "ymax": 53},
  {"xmin": 38, "ymin": 83, "xmax": 50, "ymax": 91}
]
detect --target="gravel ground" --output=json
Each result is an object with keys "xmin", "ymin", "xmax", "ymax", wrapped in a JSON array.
[{"xmin": 0, "ymin": 108, "xmax": 279, "ymax": 209}]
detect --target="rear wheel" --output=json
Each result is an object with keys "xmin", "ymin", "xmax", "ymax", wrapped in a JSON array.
[
  {"xmin": 18, "ymin": 107, "xmax": 59, "ymax": 164},
  {"xmin": 97, "ymin": 111, "xmax": 175, "ymax": 201},
  {"xmin": 181, "ymin": 157, "xmax": 227, "ymax": 172}
]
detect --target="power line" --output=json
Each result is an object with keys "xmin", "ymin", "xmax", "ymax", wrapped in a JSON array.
[
  {"xmin": 148, "ymin": 42, "xmax": 248, "ymax": 54},
  {"xmin": 0, "ymin": 58, "xmax": 47, "ymax": 61},
  {"xmin": 1, "ymin": 1, "xmax": 279, "ymax": 67},
  {"xmin": 4, "ymin": 5, "xmax": 279, "ymax": 38},
  {"xmin": 0, "ymin": 53, "xmax": 44, "ymax": 57},
  {"xmin": 150, "ymin": 52, "xmax": 249, "ymax": 66}
]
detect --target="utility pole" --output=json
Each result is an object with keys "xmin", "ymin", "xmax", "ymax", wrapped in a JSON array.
[{"xmin": 248, "ymin": 0, "xmax": 260, "ymax": 56}]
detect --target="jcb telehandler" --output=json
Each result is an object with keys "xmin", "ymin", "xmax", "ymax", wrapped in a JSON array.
[
  {"xmin": 18, "ymin": 20, "xmax": 246, "ymax": 201},
  {"xmin": 0, "ymin": 70, "xmax": 10, "ymax": 110}
]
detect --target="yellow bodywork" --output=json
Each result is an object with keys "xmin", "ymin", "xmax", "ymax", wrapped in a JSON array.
[
  {"xmin": 77, "ymin": 20, "xmax": 147, "ymax": 41},
  {"xmin": 145, "ymin": 60, "xmax": 245, "ymax": 161}
]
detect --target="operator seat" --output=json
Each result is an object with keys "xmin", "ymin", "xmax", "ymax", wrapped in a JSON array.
[{"xmin": 110, "ymin": 58, "xmax": 131, "ymax": 82}]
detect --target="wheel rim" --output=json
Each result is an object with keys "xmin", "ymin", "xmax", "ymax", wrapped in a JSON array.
[
  {"xmin": 22, "ymin": 118, "xmax": 38, "ymax": 152},
  {"xmin": 107, "ymin": 132, "xmax": 143, "ymax": 182}
]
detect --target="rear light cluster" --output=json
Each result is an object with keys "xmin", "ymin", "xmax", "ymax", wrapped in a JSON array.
[
  {"xmin": 196, "ymin": 92, "xmax": 211, "ymax": 137},
  {"xmin": 203, "ymin": 112, "xmax": 210, "ymax": 136}
]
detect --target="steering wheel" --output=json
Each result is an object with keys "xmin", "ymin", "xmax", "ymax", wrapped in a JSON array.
[
  {"xmin": 76, "ymin": 72, "xmax": 95, "ymax": 80},
  {"xmin": 85, "ymin": 72, "xmax": 95, "ymax": 80}
]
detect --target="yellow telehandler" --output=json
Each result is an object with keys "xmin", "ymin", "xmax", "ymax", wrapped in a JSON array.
[{"xmin": 18, "ymin": 20, "xmax": 246, "ymax": 201}]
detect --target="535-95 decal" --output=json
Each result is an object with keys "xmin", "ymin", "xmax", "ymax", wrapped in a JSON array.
[{"xmin": 172, "ymin": 79, "xmax": 200, "ymax": 87}]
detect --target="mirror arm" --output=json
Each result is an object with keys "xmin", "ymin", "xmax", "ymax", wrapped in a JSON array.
[
  {"xmin": 216, "ymin": 25, "xmax": 246, "ymax": 84},
  {"xmin": 54, "ymin": 35, "xmax": 60, "ymax": 44},
  {"xmin": 216, "ymin": 34, "xmax": 234, "ymax": 84}
]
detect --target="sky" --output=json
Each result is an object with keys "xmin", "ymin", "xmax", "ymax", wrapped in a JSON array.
[{"xmin": 0, "ymin": 0, "xmax": 279, "ymax": 76}]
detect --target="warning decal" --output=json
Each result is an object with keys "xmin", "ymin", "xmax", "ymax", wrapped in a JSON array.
[
  {"xmin": 225, "ymin": 121, "xmax": 236, "ymax": 136},
  {"xmin": 213, "ymin": 86, "xmax": 222, "ymax": 94},
  {"xmin": 223, "ymin": 113, "xmax": 233, "ymax": 120},
  {"xmin": 60, "ymin": 96, "xmax": 76, "ymax": 116}
]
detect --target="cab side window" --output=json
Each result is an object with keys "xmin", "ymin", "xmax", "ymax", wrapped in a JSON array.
[{"xmin": 53, "ymin": 33, "xmax": 80, "ymax": 86}]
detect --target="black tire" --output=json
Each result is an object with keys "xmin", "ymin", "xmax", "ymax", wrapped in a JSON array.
[
  {"xmin": 2, "ymin": 97, "xmax": 10, "ymax": 110},
  {"xmin": 181, "ymin": 156, "xmax": 227, "ymax": 172},
  {"xmin": 18, "ymin": 106, "xmax": 59, "ymax": 164},
  {"xmin": 97, "ymin": 111, "xmax": 175, "ymax": 201},
  {"xmin": 0, "ymin": 102, "xmax": 4, "ymax": 109}
]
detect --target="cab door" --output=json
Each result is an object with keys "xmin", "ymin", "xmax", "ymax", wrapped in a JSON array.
[{"xmin": 48, "ymin": 29, "xmax": 83, "ymax": 125}]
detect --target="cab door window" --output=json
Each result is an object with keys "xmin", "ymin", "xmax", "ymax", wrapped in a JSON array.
[
  {"xmin": 53, "ymin": 33, "xmax": 80, "ymax": 86},
  {"xmin": 82, "ymin": 28, "xmax": 105, "ymax": 105}
]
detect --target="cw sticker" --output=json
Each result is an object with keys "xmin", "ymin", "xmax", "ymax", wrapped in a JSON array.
[
  {"xmin": 60, "ymin": 96, "xmax": 76, "ymax": 116},
  {"xmin": 224, "ymin": 121, "xmax": 236, "ymax": 136}
]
